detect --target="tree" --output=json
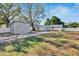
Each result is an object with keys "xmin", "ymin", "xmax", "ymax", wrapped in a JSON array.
[
  {"xmin": 68, "ymin": 22, "xmax": 79, "ymax": 28},
  {"xmin": 44, "ymin": 16, "xmax": 68, "ymax": 28},
  {"xmin": 21, "ymin": 3, "xmax": 45, "ymax": 31},
  {"xmin": 44, "ymin": 16, "xmax": 62, "ymax": 25},
  {"xmin": 50, "ymin": 16, "xmax": 61, "ymax": 25},
  {"xmin": 0, "ymin": 3, "xmax": 20, "ymax": 27},
  {"xmin": 45, "ymin": 18, "xmax": 51, "ymax": 25},
  {"xmin": 44, "ymin": 16, "xmax": 64, "ymax": 25}
]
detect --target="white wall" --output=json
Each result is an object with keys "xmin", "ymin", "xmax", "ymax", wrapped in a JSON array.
[
  {"xmin": 63, "ymin": 28, "xmax": 79, "ymax": 31},
  {"xmin": 38, "ymin": 25, "xmax": 63, "ymax": 31},
  {"xmin": 10, "ymin": 22, "xmax": 32, "ymax": 35},
  {"xmin": 38, "ymin": 26, "xmax": 47, "ymax": 31}
]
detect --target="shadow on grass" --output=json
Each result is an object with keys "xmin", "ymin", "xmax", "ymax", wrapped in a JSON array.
[
  {"xmin": 11, "ymin": 36, "xmax": 44, "ymax": 52},
  {"xmin": 0, "ymin": 36, "xmax": 44, "ymax": 52},
  {"xmin": 0, "ymin": 43, "xmax": 7, "ymax": 51},
  {"xmin": 0, "ymin": 35, "xmax": 79, "ymax": 54}
]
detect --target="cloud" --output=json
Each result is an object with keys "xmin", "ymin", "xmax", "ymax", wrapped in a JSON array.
[
  {"xmin": 45, "ymin": 5, "xmax": 79, "ymax": 23},
  {"xmin": 48, "ymin": 6, "xmax": 71, "ymax": 17},
  {"xmin": 40, "ymin": 4, "xmax": 79, "ymax": 25},
  {"xmin": 51, "ymin": 6, "xmax": 79, "ymax": 16},
  {"xmin": 51, "ymin": 6, "xmax": 70, "ymax": 13}
]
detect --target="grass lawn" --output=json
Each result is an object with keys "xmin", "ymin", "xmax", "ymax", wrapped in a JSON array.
[{"xmin": 0, "ymin": 31, "xmax": 79, "ymax": 56}]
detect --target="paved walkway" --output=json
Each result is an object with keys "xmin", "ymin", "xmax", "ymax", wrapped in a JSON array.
[
  {"xmin": 0, "ymin": 31, "xmax": 51, "ymax": 43},
  {"xmin": 17, "ymin": 31, "xmax": 51, "ymax": 39}
]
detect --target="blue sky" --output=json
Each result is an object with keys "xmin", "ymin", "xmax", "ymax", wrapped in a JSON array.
[{"xmin": 40, "ymin": 3, "xmax": 79, "ymax": 25}]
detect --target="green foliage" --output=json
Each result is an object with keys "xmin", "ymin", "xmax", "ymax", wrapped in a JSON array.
[
  {"xmin": 50, "ymin": 16, "xmax": 61, "ymax": 25},
  {"xmin": 44, "ymin": 16, "xmax": 65, "ymax": 27},
  {"xmin": 45, "ymin": 18, "xmax": 51, "ymax": 25},
  {"xmin": 4, "ymin": 45, "xmax": 15, "ymax": 52},
  {"xmin": 44, "ymin": 16, "xmax": 79, "ymax": 28},
  {"xmin": 68, "ymin": 22, "xmax": 79, "ymax": 28},
  {"xmin": 0, "ymin": 3, "xmax": 20, "ymax": 27},
  {"xmin": 0, "ymin": 52, "xmax": 25, "ymax": 56}
]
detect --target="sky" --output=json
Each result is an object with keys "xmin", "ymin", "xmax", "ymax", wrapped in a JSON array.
[{"xmin": 40, "ymin": 3, "xmax": 79, "ymax": 25}]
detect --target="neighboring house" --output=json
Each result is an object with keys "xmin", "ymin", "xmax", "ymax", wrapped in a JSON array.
[
  {"xmin": 38, "ymin": 25, "xmax": 63, "ymax": 31},
  {"xmin": 10, "ymin": 21, "xmax": 32, "ymax": 35}
]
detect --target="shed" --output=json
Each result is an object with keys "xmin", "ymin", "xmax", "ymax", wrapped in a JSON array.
[{"xmin": 10, "ymin": 21, "xmax": 32, "ymax": 35}]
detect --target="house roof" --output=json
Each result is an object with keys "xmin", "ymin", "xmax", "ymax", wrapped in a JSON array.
[{"xmin": 10, "ymin": 21, "xmax": 27, "ymax": 25}]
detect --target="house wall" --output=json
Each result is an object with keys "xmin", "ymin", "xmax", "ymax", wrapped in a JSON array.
[
  {"xmin": 38, "ymin": 25, "xmax": 63, "ymax": 31},
  {"xmin": 38, "ymin": 26, "xmax": 47, "ymax": 31},
  {"xmin": 10, "ymin": 22, "xmax": 32, "ymax": 35}
]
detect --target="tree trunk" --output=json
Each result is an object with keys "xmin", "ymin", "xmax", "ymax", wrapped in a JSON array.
[
  {"xmin": 32, "ymin": 26, "xmax": 36, "ymax": 31},
  {"xmin": 6, "ymin": 19, "xmax": 10, "ymax": 28},
  {"xmin": 6, "ymin": 23, "xmax": 9, "ymax": 27},
  {"xmin": 31, "ymin": 22, "xmax": 36, "ymax": 31}
]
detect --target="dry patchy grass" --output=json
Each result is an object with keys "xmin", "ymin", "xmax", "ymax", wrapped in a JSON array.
[{"xmin": 0, "ymin": 31, "xmax": 79, "ymax": 56}]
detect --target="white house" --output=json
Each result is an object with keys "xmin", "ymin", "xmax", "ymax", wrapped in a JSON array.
[{"xmin": 38, "ymin": 25, "xmax": 63, "ymax": 31}]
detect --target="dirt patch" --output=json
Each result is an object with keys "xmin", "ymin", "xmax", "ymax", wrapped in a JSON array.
[{"xmin": 71, "ymin": 35, "xmax": 79, "ymax": 40}]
